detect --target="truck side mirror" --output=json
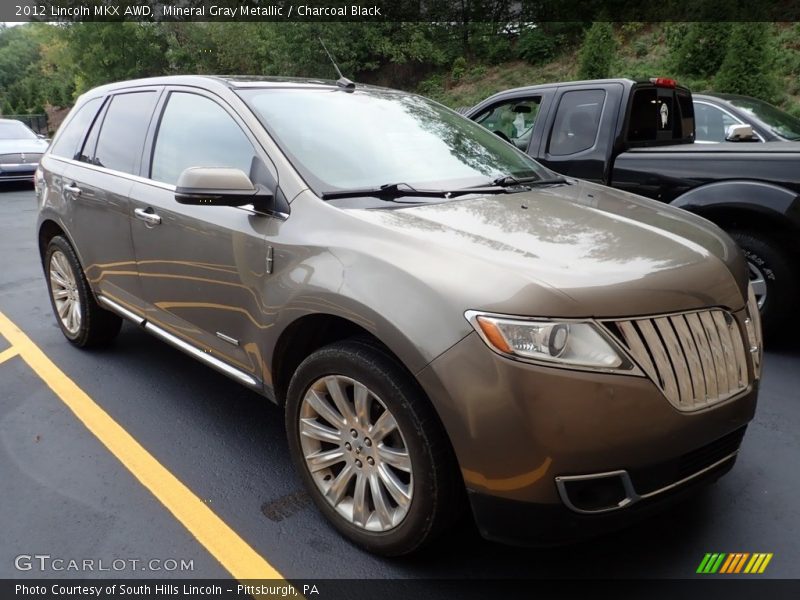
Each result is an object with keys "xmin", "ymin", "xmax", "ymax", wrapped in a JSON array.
[{"xmin": 725, "ymin": 124, "xmax": 758, "ymax": 142}]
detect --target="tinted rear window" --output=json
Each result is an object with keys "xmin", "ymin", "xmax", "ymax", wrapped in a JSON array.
[
  {"xmin": 92, "ymin": 92, "xmax": 158, "ymax": 175},
  {"xmin": 50, "ymin": 97, "xmax": 103, "ymax": 159},
  {"xmin": 627, "ymin": 86, "xmax": 694, "ymax": 144}
]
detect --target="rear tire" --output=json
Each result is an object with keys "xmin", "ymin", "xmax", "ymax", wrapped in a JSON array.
[
  {"xmin": 44, "ymin": 236, "xmax": 122, "ymax": 348},
  {"xmin": 285, "ymin": 339, "xmax": 462, "ymax": 556}
]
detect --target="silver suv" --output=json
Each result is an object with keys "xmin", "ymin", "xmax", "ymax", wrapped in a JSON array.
[{"xmin": 36, "ymin": 76, "xmax": 762, "ymax": 555}]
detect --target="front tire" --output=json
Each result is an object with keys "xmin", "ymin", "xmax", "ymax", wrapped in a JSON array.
[
  {"xmin": 729, "ymin": 230, "xmax": 797, "ymax": 338},
  {"xmin": 285, "ymin": 339, "xmax": 461, "ymax": 556},
  {"xmin": 44, "ymin": 236, "xmax": 122, "ymax": 348}
]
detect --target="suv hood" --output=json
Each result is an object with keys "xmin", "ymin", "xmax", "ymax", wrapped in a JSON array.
[{"xmin": 349, "ymin": 180, "xmax": 747, "ymax": 317}]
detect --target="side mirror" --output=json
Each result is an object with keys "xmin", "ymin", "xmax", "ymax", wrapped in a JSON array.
[
  {"xmin": 725, "ymin": 124, "xmax": 758, "ymax": 142},
  {"xmin": 174, "ymin": 167, "xmax": 271, "ymax": 207}
]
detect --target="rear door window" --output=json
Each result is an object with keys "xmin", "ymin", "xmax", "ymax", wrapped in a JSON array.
[
  {"xmin": 92, "ymin": 92, "xmax": 158, "ymax": 175},
  {"xmin": 548, "ymin": 89, "xmax": 605, "ymax": 156},
  {"xmin": 50, "ymin": 97, "xmax": 103, "ymax": 160}
]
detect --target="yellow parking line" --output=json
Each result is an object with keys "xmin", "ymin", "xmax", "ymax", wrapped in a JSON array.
[
  {"xmin": 0, "ymin": 310, "xmax": 285, "ymax": 582},
  {"xmin": 0, "ymin": 346, "xmax": 20, "ymax": 365}
]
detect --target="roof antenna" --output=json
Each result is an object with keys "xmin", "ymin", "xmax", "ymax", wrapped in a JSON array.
[{"xmin": 319, "ymin": 38, "xmax": 355, "ymax": 91}]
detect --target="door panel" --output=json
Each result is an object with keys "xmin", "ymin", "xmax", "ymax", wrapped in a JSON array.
[
  {"xmin": 65, "ymin": 164, "xmax": 141, "ymax": 310},
  {"xmin": 129, "ymin": 182, "xmax": 270, "ymax": 377},
  {"xmin": 65, "ymin": 90, "xmax": 160, "ymax": 314}
]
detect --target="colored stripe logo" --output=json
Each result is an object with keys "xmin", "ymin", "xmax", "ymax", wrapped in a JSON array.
[{"xmin": 697, "ymin": 553, "xmax": 773, "ymax": 574}]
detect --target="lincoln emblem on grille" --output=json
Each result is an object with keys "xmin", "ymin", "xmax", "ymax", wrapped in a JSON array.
[{"xmin": 20, "ymin": 153, "xmax": 26, "ymax": 163}]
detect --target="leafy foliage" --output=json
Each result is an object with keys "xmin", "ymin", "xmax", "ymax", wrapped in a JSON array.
[
  {"xmin": 577, "ymin": 22, "xmax": 616, "ymax": 80},
  {"xmin": 715, "ymin": 23, "xmax": 780, "ymax": 103},
  {"xmin": 0, "ymin": 20, "xmax": 798, "ymax": 126},
  {"xmin": 672, "ymin": 22, "xmax": 732, "ymax": 78}
]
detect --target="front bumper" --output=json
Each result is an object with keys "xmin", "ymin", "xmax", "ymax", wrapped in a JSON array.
[
  {"xmin": 469, "ymin": 451, "xmax": 736, "ymax": 545},
  {"xmin": 0, "ymin": 164, "xmax": 36, "ymax": 181},
  {"xmin": 416, "ymin": 331, "xmax": 757, "ymax": 543}
]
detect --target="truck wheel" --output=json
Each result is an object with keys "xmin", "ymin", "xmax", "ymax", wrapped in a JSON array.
[
  {"xmin": 729, "ymin": 230, "xmax": 797, "ymax": 337},
  {"xmin": 285, "ymin": 339, "xmax": 462, "ymax": 556},
  {"xmin": 44, "ymin": 236, "xmax": 122, "ymax": 348}
]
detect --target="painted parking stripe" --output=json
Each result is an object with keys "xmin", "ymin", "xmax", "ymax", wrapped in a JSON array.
[
  {"xmin": 0, "ymin": 346, "xmax": 19, "ymax": 365},
  {"xmin": 0, "ymin": 310, "xmax": 285, "ymax": 582}
]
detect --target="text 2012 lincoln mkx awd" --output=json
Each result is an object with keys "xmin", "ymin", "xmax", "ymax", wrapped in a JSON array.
[{"xmin": 35, "ymin": 75, "xmax": 762, "ymax": 555}]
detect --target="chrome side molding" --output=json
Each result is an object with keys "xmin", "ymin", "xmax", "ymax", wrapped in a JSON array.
[
  {"xmin": 97, "ymin": 295, "xmax": 259, "ymax": 389},
  {"xmin": 97, "ymin": 295, "xmax": 145, "ymax": 325}
]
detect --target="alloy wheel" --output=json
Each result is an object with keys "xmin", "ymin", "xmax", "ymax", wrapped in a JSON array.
[
  {"xmin": 299, "ymin": 375, "xmax": 413, "ymax": 532},
  {"xmin": 747, "ymin": 260, "xmax": 767, "ymax": 310},
  {"xmin": 49, "ymin": 249, "xmax": 82, "ymax": 335}
]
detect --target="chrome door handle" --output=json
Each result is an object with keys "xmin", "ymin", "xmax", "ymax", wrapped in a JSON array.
[
  {"xmin": 134, "ymin": 207, "xmax": 162, "ymax": 226},
  {"xmin": 63, "ymin": 184, "xmax": 81, "ymax": 196}
]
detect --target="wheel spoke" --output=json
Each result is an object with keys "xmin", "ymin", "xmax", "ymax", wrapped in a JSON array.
[
  {"xmin": 305, "ymin": 448, "xmax": 345, "ymax": 473},
  {"xmin": 368, "ymin": 472, "xmax": 393, "ymax": 529},
  {"xmin": 54, "ymin": 253, "xmax": 73, "ymax": 283},
  {"xmin": 325, "ymin": 377, "xmax": 355, "ymax": 425},
  {"xmin": 377, "ymin": 444, "xmax": 412, "ymax": 473},
  {"xmin": 52, "ymin": 288, "xmax": 69, "ymax": 300},
  {"xmin": 300, "ymin": 417, "xmax": 342, "ymax": 444},
  {"xmin": 50, "ymin": 271, "xmax": 69, "ymax": 289},
  {"xmin": 70, "ymin": 301, "xmax": 81, "ymax": 331},
  {"xmin": 351, "ymin": 473, "xmax": 369, "ymax": 527},
  {"xmin": 369, "ymin": 409, "xmax": 398, "ymax": 442},
  {"xmin": 305, "ymin": 388, "xmax": 345, "ymax": 428},
  {"xmin": 56, "ymin": 298, "xmax": 70, "ymax": 318},
  {"xmin": 377, "ymin": 464, "xmax": 411, "ymax": 508},
  {"xmin": 325, "ymin": 463, "xmax": 354, "ymax": 506},
  {"xmin": 353, "ymin": 382, "xmax": 370, "ymax": 429}
]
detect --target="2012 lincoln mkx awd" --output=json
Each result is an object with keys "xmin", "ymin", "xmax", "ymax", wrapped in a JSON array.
[{"xmin": 35, "ymin": 76, "xmax": 762, "ymax": 555}]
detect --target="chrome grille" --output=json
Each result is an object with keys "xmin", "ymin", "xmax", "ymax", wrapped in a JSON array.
[
  {"xmin": 0, "ymin": 152, "xmax": 42, "ymax": 164},
  {"xmin": 611, "ymin": 309, "xmax": 749, "ymax": 411}
]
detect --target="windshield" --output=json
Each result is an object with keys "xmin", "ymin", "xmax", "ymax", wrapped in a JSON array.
[
  {"xmin": 238, "ymin": 88, "xmax": 550, "ymax": 194},
  {"xmin": 0, "ymin": 120, "xmax": 38, "ymax": 140},
  {"xmin": 727, "ymin": 97, "xmax": 800, "ymax": 141}
]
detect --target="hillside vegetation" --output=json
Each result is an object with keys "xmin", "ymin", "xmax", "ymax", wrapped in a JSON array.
[
  {"xmin": 429, "ymin": 23, "xmax": 800, "ymax": 114},
  {"xmin": 1, "ymin": 21, "xmax": 799, "ymax": 129}
]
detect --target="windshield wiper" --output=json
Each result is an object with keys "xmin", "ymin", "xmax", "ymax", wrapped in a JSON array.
[
  {"xmin": 491, "ymin": 175, "xmax": 571, "ymax": 187},
  {"xmin": 321, "ymin": 182, "xmax": 508, "ymax": 201}
]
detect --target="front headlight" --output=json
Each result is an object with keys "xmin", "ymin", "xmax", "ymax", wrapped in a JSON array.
[{"xmin": 465, "ymin": 311, "xmax": 636, "ymax": 372}]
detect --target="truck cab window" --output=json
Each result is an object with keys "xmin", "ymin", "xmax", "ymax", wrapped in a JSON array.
[
  {"xmin": 548, "ymin": 90, "xmax": 605, "ymax": 156},
  {"xmin": 474, "ymin": 98, "xmax": 541, "ymax": 150}
]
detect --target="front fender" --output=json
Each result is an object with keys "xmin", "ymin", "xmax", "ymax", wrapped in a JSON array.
[{"xmin": 266, "ymin": 245, "xmax": 472, "ymax": 378}]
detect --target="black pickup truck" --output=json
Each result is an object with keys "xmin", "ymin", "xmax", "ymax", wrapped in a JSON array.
[{"xmin": 465, "ymin": 78, "xmax": 800, "ymax": 334}]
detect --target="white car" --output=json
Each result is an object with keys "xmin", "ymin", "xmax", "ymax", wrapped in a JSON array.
[{"xmin": 0, "ymin": 118, "xmax": 49, "ymax": 182}]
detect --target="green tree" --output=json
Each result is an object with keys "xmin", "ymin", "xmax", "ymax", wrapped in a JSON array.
[
  {"xmin": 577, "ymin": 22, "xmax": 616, "ymax": 80},
  {"xmin": 66, "ymin": 23, "xmax": 170, "ymax": 93},
  {"xmin": 672, "ymin": 22, "xmax": 732, "ymax": 78},
  {"xmin": 715, "ymin": 22, "xmax": 780, "ymax": 102}
]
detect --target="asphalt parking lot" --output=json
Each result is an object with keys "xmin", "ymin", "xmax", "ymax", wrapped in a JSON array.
[{"xmin": 1, "ymin": 183, "xmax": 799, "ymax": 582}]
